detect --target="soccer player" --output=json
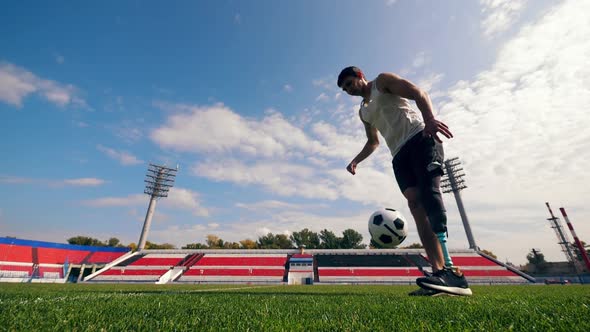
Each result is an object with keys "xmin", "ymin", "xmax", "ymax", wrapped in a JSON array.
[{"xmin": 338, "ymin": 66, "xmax": 472, "ymax": 296}]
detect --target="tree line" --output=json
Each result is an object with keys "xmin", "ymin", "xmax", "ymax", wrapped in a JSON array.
[
  {"xmin": 525, "ymin": 241, "xmax": 590, "ymax": 273},
  {"xmin": 67, "ymin": 228, "xmax": 425, "ymax": 250},
  {"xmin": 66, "ymin": 236, "xmax": 175, "ymax": 251},
  {"xmin": 184, "ymin": 228, "xmax": 368, "ymax": 250}
]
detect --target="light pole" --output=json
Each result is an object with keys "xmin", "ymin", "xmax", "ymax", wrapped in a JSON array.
[
  {"xmin": 137, "ymin": 163, "xmax": 178, "ymax": 251},
  {"xmin": 441, "ymin": 157, "xmax": 478, "ymax": 250}
]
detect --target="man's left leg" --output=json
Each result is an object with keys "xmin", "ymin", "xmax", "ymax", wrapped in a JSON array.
[{"xmin": 413, "ymin": 138, "xmax": 472, "ymax": 296}]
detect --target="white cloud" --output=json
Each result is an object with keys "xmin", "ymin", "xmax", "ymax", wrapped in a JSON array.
[
  {"xmin": 81, "ymin": 188, "xmax": 209, "ymax": 217},
  {"xmin": 436, "ymin": 0, "xmax": 590, "ymax": 263},
  {"xmin": 193, "ymin": 159, "xmax": 340, "ymax": 200},
  {"xmin": 306, "ymin": 156, "xmax": 330, "ymax": 167},
  {"xmin": 310, "ymin": 120, "xmax": 369, "ymax": 160},
  {"xmin": 97, "ymin": 145, "xmax": 143, "ymax": 166},
  {"xmin": 283, "ymin": 84, "xmax": 293, "ymax": 92},
  {"xmin": 192, "ymin": 148, "xmax": 401, "ymax": 208},
  {"xmin": 0, "ymin": 176, "xmax": 34, "ymax": 184},
  {"xmin": 152, "ymin": 103, "xmax": 282, "ymax": 156},
  {"xmin": 385, "ymin": 0, "xmax": 398, "ymax": 7},
  {"xmin": 82, "ymin": 194, "xmax": 146, "ymax": 207},
  {"xmin": 480, "ymin": 0, "xmax": 529, "ymax": 38},
  {"xmin": 312, "ymin": 77, "xmax": 338, "ymax": 92},
  {"xmin": 0, "ymin": 61, "xmax": 86, "ymax": 108},
  {"xmin": 0, "ymin": 65, "xmax": 36, "ymax": 107},
  {"xmin": 151, "ymin": 102, "xmax": 327, "ymax": 158},
  {"xmin": 416, "ymin": 72, "xmax": 445, "ymax": 94},
  {"xmin": 165, "ymin": 187, "xmax": 209, "ymax": 217},
  {"xmin": 440, "ymin": 0, "xmax": 589, "ymax": 201},
  {"xmin": 0, "ymin": 175, "xmax": 106, "ymax": 187},
  {"xmin": 62, "ymin": 178, "xmax": 105, "ymax": 186},
  {"xmin": 236, "ymin": 200, "xmax": 328, "ymax": 212},
  {"xmin": 149, "ymin": 224, "xmax": 215, "ymax": 246},
  {"xmin": 315, "ymin": 92, "xmax": 330, "ymax": 102},
  {"xmin": 236, "ymin": 200, "xmax": 303, "ymax": 211},
  {"xmin": 412, "ymin": 51, "xmax": 430, "ymax": 69},
  {"xmin": 153, "ymin": 84, "xmax": 402, "ymax": 208}
]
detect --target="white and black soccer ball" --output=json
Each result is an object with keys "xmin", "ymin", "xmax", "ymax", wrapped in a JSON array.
[{"xmin": 368, "ymin": 208, "xmax": 408, "ymax": 248}]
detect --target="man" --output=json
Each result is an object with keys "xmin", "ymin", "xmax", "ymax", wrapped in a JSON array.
[{"xmin": 338, "ymin": 66, "xmax": 472, "ymax": 296}]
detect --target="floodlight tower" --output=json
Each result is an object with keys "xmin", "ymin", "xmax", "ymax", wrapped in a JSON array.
[
  {"xmin": 441, "ymin": 157, "xmax": 478, "ymax": 250},
  {"xmin": 137, "ymin": 163, "xmax": 178, "ymax": 250}
]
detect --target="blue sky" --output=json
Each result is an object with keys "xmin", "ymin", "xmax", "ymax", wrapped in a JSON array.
[{"xmin": 1, "ymin": 0, "xmax": 588, "ymax": 265}]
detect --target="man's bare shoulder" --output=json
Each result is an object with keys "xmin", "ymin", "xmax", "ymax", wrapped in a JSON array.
[
  {"xmin": 375, "ymin": 72, "xmax": 403, "ymax": 92},
  {"xmin": 376, "ymin": 72, "xmax": 401, "ymax": 79}
]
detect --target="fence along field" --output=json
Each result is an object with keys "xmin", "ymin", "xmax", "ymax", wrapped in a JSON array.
[{"xmin": 1, "ymin": 283, "xmax": 589, "ymax": 331}]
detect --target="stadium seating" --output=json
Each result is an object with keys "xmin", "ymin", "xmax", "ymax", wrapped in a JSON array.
[
  {"xmin": 83, "ymin": 249, "xmax": 531, "ymax": 284},
  {"xmin": 177, "ymin": 254, "xmax": 288, "ymax": 283},
  {"xmin": 0, "ymin": 237, "xmax": 129, "ymax": 282},
  {"xmin": 455, "ymin": 253, "xmax": 527, "ymax": 283},
  {"xmin": 89, "ymin": 253, "xmax": 189, "ymax": 282},
  {"xmin": 3, "ymin": 236, "xmax": 531, "ymax": 285},
  {"xmin": 316, "ymin": 253, "xmax": 427, "ymax": 284},
  {"xmin": 88, "ymin": 253, "xmax": 289, "ymax": 284},
  {"xmin": 316, "ymin": 251, "xmax": 527, "ymax": 284},
  {"xmin": 0, "ymin": 243, "xmax": 32, "ymax": 263}
]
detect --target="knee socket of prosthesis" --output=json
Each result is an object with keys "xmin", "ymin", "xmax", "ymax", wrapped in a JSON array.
[{"xmin": 428, "ymin": 211, "xmax": 447, "ymax": 234}]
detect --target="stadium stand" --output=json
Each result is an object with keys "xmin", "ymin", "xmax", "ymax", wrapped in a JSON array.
[
  {"xmin": 178, "ymin": 254, "xmax": 288, "ymax": 284},
  {"xmin": 316, "ymin": 250, "xmax": 528, "ymax": 284},
  {"xmin": 89, "ymin": 253, "xmax": 190, "ymax": 283},
  {"xmin": 86, "ymin": 252, "xmax": 289, "ymax": 284},
  {"xmin": 84, "ymin": 248, "xmax": 532, "ymax": 285},
  {"xmin": 1, "ymin": 235, "xmax": 532, "ymax": 285},
  {"xmin": 316, "ymin": 251, "xmax": 428, "ymax": 284},
  {"xmin": 0, "ymin": 237, "xmax": 129, "ymax": 283}
]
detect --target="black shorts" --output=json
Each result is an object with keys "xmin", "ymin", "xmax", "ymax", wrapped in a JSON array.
[{"xmin": 392, "ymin": 131, "xmax": 445, "ymax": 193}]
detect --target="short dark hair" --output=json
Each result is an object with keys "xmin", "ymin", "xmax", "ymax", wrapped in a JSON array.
[{"xmin": 337, "ymin": 66, "xmax": 364, "ymax": 87}]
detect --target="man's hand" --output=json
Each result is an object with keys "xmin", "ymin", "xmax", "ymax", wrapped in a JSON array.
[
  {"xmin": 346, "ymin": 160, "xmax": 357, "ymax": 175},
  {"xmin": 423, "ymin": 118, "xmax": 453, "ymax": 143}
]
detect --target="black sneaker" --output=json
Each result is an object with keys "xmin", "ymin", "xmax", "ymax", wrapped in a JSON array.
[
  {"xmin": 408, "ymin": 287, "xmax": 454, "ymax": 297},
  {"xmin": 416, "ymin": 267, "xmax": 473, "ymax": 296},
  {"xmin": 421, "ymin": 269, "xmax": 433, "ymax": 277}
]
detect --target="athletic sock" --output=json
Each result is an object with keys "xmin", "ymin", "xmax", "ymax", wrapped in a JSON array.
[{"xmin": 436, "ymin": 232, "xmax": 454, "ymax": 268}]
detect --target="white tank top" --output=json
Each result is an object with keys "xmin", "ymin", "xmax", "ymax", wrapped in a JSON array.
[{"xmin": 360, "ymin": 82, "xmax": 425, "ymax": 157}]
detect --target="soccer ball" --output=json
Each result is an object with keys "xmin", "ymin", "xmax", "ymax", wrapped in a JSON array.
[{"xmin": 368, "ymin": 208, "xmax": 408, "ymax": 248}]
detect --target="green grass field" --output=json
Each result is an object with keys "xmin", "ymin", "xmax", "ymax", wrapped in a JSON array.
[{"xmin": 1, "ymin": 283, "xmax": 589, "ymax": 331}]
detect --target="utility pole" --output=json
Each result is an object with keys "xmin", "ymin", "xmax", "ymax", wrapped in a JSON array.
[
  {"xmin": 137, "ymin": 163, "xmax": 178, "ymax": 251},
  {"xmin": 441, "ymin": 157, "xmax": 478, "ymax": 250}
]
